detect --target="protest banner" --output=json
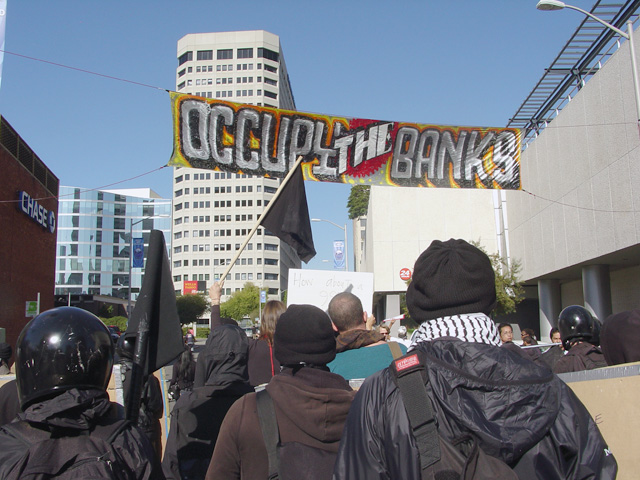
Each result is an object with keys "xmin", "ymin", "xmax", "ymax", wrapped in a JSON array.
[{"xmin": 169, "ymin": 93, "xmax": 522, "ymax": 190}]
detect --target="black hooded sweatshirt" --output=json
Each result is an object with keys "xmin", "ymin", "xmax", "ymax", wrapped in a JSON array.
[{"xmin": 162, "ymin": 324, "xmax": 254, "ymax": 480}]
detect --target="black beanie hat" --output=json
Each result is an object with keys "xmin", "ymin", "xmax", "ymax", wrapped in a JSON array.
[
  {"xmin": 274, "ymin": 304, "xmax": 336, "ymax": 366},
  {"xmin": 406, "ymin": 239, "xmax": 497, "ymax": 321}
]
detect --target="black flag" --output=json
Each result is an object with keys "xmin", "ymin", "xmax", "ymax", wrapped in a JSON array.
[
  {"xmin": 124, "ymin": 230, "xmax": 183, "ymax": 422},
  {"xmin": 261, "ymin": 164, "xmax": 316, "ymax": 263},
  {"xmin": 124, "ymin": 229, "xmax": 184, "ymax": 375}
]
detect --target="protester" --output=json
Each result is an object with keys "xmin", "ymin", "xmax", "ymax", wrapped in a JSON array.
[
  {"xmin": 327, "ymin": 292, "xmax": 406, "ymax": 380},
  {"xmin": 118, "ymin": 335, "xmax": 164, "ymax": 461},
  {"xmin": 390, "ymin": 325, "xmax": 412, "ymax": 348},
  {"xmin": 0, "ymin": 380, "xmax": 20, "ymax": 426},
  {"xmin": 498, "ymin": 322, "xmax": 514, "ymax": 343},
  {"xmin": 169, "ymin": 346, "xmax": 196, "ymax": 401},
  {"xmin": 163, "ymin": 323, "xmax": 253, "ymax": 480},
  {"xmin": 184, "ymin": 329, "xmax": 195, "ymax": 351},
  {"xmin": 248, "ymin": 297, "xmax": 286, "ymax": 386},
  {"xmin": 521, "ymin": 328, "xmax": 536, "ymax": 341},
  {"xmin": 333, "ymin": 239, "xmax": 617, "ymax": 479},
  {"xmin": 0, "ymin": 307, "xmax": 162, "ymax": 479},
  {"xmin": 553, "ymin": 305, "xmax": 607, "ymax": 374},
  {"xmin": 600, "ymin": 309, "xmax": 640, "ymax": 366},
  {"xmin": 0, "ymin": 342, "xmax": 12, "ymax": 375},
  {"xmin": 207, "ymin": 304, "xmax": 355, "ymax": 479},
  {"xmin": 542, "ymin": 327, "xmax": 564, "ymax": 370}
]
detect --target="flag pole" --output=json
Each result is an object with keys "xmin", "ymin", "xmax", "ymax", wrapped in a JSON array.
[{"xmin": 218, "ymin": 155, "xmax": 304, "ymax": 285}]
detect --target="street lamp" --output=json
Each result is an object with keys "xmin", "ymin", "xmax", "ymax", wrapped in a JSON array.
[
  {"xmin": 127, "ymin": 215, "xmax": 169, "ymax": 317},
  {"xmin": 536, "ymin": 0, "xmax": 640, "ymax": 136},
  {"xmin": 311, "ymin": 218, "xmax": 348, "ymax": 271}
]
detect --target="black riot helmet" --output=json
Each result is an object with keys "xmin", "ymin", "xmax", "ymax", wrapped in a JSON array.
[
  {"xmin": 116, "ymin": 333, "xmax": 136, "ymax": 361},
  {"xmin": 16, "ymin": 306, "xmax": 114, "ymax": 409},
  {"xmin": 557, "ymin": 305, "xmax": 599, "ymax": 351}
]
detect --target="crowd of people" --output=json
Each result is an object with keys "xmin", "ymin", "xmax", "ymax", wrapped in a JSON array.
[{"xmin": 0, "ymin": 238, "xmax": 636, "ymax": 478}]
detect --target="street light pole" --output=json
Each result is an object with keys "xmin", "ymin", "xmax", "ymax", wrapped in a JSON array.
[
  {"xmin": 311, "ymin": 218, "xmax": 349, "ymax": 271},
  {"xmin": 536, "ymin": 1, "xmax": 640, "ymax": 137},
  {"xmin": 127, "ymin": 215, "xmax": 169, "ymax": 317}
]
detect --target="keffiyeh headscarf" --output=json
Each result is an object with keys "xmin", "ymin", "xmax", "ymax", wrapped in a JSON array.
[{"xmin": 409, "ymin": 312, "xmax": 501, "ymax": 350}]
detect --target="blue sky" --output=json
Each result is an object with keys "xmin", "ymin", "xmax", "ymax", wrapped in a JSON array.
[{"xmin": 0, "ymin": 0, "xmax": 596, "ymax": 271}]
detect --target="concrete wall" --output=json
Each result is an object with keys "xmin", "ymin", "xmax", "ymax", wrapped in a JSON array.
[
  {"xmin": 506, "ymin": 25, "xmax": 640, "ymax": 297},
  {"xmin": 362, "ymin": 186, "xmax": 499, "ymax": 294}
]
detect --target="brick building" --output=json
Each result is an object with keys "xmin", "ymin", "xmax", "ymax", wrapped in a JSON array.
[{"xmin": 0, "ymin": 117, "xmax": 58, "ymax": 356}]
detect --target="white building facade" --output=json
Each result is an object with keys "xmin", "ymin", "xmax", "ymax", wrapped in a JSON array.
[{"xmin": 171, "ymin": 30, "xmax": 300, "ymax": 300}]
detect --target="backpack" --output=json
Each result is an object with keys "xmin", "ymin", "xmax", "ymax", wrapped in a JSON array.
[
  {"xmin": 390, "ymin": 352, "xmax": 519, "ymax": 480},
  {"xmin": 256, "ymin": 389, "xmax": 337, "ymax": 480},
  {"xmin": 2, "ymin": 419, "xmax": 132, "ymax": 480}
]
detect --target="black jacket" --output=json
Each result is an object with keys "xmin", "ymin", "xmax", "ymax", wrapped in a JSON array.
[
  {"xmin": 162, "ymin": 324, "xmax": 253, "ymax": 480},
  {"xmin": 334, "ymin": 338, "xmax": 617, "ymax": 480},
  {"xmin": 0, "ymin": 388, "xmax": 163, "ymax": 479}
]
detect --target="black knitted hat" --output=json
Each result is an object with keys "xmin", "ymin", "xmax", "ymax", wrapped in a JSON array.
[
  {"xmin": 274, "ymin": 304, "xmax": 336, "ymax": 366},
  {"xmin": 0, "ymin": 342, "xmax": 11, "ymax": 360},
  {"xmin": 406, "ymin": 239, "xmax": 497, "ymax": 321}
]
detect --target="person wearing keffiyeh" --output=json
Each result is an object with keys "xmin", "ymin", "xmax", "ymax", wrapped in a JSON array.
[{"xmin": 334, "ymin": 239, "xmax": 617, "ymax": 480}]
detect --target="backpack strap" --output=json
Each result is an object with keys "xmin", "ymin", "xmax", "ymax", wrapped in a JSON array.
[
  {"xmin": 4, "ymin": 418, "xmax": 131, "ymax": 446},
  {"xmin": 256, "ymin": 389, "xmax": 280, "ymax": 480},
  {"xmin": 388, "ymin": 341, "xmax": 403, "ymax": 359},
  {"xmin": 392, "ymin": 353, "xmax": 440, "ymax": 480}
]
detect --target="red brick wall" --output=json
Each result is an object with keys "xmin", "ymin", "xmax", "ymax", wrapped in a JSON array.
[{"xmin": 0, "ymin": 150, "xmax": 57, "ymax": 359}]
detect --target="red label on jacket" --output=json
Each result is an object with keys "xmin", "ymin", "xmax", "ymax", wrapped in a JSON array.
[{"xmin": 395, "ymin": 354, "xmax": 420, "ymax": 372}]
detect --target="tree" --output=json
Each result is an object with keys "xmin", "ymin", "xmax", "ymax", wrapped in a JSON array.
[
  {"xmin": 221, "ymin": 282, "xmax": 260, "ymax": 321},
  {"xmin": 470, "ymin": 241, "xmax": 525, "ymax": 316},
  {"xmin": 176, "ymin": 294, "xmax": 209, "ymax": 326},
  {"xmin": 346, "ymin": 185, "xmax": 371, "ymax": 219}
]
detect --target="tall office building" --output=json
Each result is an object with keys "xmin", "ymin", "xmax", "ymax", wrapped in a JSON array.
[
  {"xmin": 55, "ymin": 187, "xmax": 172, "ymax": 306},
  {"xmin": 172, "ymin": 30, "xmax": 300, "ymax": 300}
]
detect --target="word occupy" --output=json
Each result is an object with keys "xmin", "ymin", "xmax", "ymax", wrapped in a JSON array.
[{"xmin": 169, "ymin": 94, "xmax": 522, "ymax": 190}]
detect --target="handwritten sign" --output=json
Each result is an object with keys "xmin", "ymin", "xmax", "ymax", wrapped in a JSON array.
[
  {"xmin": 169, "ymin": 93, "xmax": 522, "ymax": 190},
  {"xmin": 287, "ymin": 269, "xmax": 374, "ymax": 313}
]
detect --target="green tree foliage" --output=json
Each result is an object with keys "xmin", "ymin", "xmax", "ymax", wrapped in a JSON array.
[
  {"xmin": 347, "ymin": 185, "xmax": 371, "ymax": 219},
  {"xmin": 176, "ymin": 294, "xmax": 210, "ymax": 325},
  {"xmin": 100, "ymin": 315, "xmax": 128, "ymax": 332},
  {"xmin": 220, "ymin": 282, "xmax": 260, "ymax": 321},
  {"xmin": 470, "ymin": 241, "xmax": 525, "ymax": 316}
]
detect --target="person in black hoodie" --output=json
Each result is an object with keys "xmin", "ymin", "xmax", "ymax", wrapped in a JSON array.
[
  {"xmin": 0, "ymin": 307, "xmax": 162, "ymax": 479},
  {"xmin": 162, "ymin": 323, "xmax": 254, "ymax": 480},
  {"xmin": 334, "ymin": 239, "xmax": 616, "ymax": 480}
]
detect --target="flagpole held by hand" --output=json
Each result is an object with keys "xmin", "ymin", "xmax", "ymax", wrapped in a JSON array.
[{"xmin": 218, "ymin": 155, "xmax": 306, "ymax": 282}]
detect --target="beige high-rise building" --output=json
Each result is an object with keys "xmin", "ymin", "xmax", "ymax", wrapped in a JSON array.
[{"xmin": 172, "ymin": 30, "xmax": 300, "ymax": 301}]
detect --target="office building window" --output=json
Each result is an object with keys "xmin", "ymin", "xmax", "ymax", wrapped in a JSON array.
[
  {"xmin": 217, "ymin": 49, "xmax": 232, "ymax": 60},
  {"xmin": 264, "ymin": 64, "xmax": 277, "ymax": 73},
  {"xmin": 198, "ymin": 50, "xmax": 213, "ymax": 61},
  {"xmin": 264, "ymin": 90, "xmax": 277, "ymax": 99},
  {"xmin": 264, "ymin": 77, "xmax": 277, "ymax": 86},
  {"xmin": 237, "ymin": 48, "xmax": 253, "ymax": 58},
  {"xmin": 178, "ymin": 51, "xmax": 193, "ymax": 65}
]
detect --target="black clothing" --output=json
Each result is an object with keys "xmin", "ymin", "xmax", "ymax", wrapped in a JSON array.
[
  {"xmin": 170, "ymin": 359, "xmax": 196, "ymax": 394},
  {"xmin": 601, "ymin": 309, "xmax": 640, "ymax": 365},
  {"xmin": 121, "ymin": 362, "xmax": 164, "ymax": 460},
  {"xmin": 0, "ymin": 388, "xmax": 163, "ymax": 479},
  {"xmin": 0, "ymin": 380, "xmax": 20, "ymax": 426},
  {"xmin": 542, "ymin": 344, "xmax": 564, "ymax": 370},
  {"xmin": 334, "ymin": 338, "xmax": 617, "ymax": 480},
  {"xmin": 162, "ymin": 324, "xmax": 253, "ymax": 480},
  {"xmin": 553, "ymin": 341, "xmax": 607, "ymax": 374},
  {"xmin": 248, "ymin": 337, "xmax": 280, "ymax": 386}
]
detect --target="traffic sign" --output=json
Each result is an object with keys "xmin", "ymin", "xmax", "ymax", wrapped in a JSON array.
[{"xmin": 399, "ymin": 268, "xmax": 412, "ymax": 281}]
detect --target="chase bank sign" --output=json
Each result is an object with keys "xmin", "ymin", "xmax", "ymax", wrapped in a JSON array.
[{"xmin": 18, "ymin": 191, "xmax": 56, "ymax": 233}]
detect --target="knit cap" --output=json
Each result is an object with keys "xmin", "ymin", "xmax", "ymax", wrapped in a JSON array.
[
  {"xmin": 274, "ymin": 304, "xmax": 336, "ymax": 366},
  {"xmin": 406, "ymin": 239, "xmax": 497, "ymax": 321}
]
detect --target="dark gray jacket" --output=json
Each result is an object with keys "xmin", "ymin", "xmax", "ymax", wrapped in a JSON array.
[{"xmin": 334, "ymin": 338, "xmax": 617, "ymax": 480}]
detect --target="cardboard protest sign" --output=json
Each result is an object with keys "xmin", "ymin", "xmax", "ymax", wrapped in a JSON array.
[
  {"xmin": 169, "ymin": 93, "xmax": 522, "ymax": 190},
  {"xmin": 286, "ymin": 269, "xmax": 374, "ymax": 313}
]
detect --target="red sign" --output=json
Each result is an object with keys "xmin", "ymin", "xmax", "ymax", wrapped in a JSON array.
[
  {"xmin": 183, "ymin": 280, "xmax": 198, "ymax": 294},
  {"xmin": 399, "ymin": 268, "xmax": 412, "ymax": 281}
]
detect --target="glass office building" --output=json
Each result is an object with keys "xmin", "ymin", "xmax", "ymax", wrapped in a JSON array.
[{"xmin": 55, "ymin": 187, "xmax": 171, "ymax": 302}]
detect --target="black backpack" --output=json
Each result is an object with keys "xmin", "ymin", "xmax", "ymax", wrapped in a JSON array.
[
  {"xmin": 2, "ymin": 419, "xmax": 133, "ymax": 480},
  {"xmin": 256, "ymin": 389, "xmax": 337, "ymax": 480},
  {"xmin": 391, "ymin": 352, "xmax": 519, "ymax": 480}
]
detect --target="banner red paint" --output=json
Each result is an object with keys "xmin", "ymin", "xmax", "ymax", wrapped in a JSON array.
[{"xmin": 169, "ymin": 93, "xmax": 522, "ymax": 190}]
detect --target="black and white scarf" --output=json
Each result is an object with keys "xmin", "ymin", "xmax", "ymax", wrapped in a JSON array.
[{"xmin": 408, "ymin": 313, "xmax": 501, "ymax": 350}]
